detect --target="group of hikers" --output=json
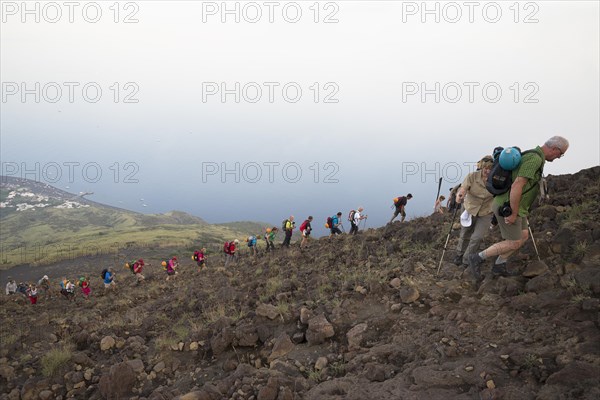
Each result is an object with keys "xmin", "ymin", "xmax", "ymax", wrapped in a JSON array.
[
  {"xmin": 440, "ymin": 136, "xmax": 569, "ymax": 283},
  {"xmin": 5, "ymin": 275, "xmax": 91, "ymax": 304},
  {"xmin": 4, "ymin": 136, "xmax": 569, "ymax": 299}
]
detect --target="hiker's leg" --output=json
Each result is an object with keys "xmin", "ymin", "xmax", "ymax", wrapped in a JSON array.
[
  {"xmin": 389, "ymin": 209, "xmax": 399, "ymax": 224},
  {"xmin": 456, "ymin": 226, "xmax": 472, "ymax": 255},
  {"xmin": 463, "ymin": 214, "xmax": 492, "ymax": 263},
  {"xmin": 480, "ymin": 213, "xmax": 528, "ymax": 260},
  {"xmin": 400, "ymin": 209, "xmax": 406, "ymax": 222},
  {"xmin": 482, "ymin": 229, "xmax": 528, "ymax": 260}
]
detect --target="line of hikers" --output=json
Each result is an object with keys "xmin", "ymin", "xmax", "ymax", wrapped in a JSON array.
[{"xmin": 4, "ymin": 136, "xmax": 569, "ymax": 297}]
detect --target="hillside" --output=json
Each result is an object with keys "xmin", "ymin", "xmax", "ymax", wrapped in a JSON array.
[
  {"xmin": 0, "ymin": 177, "xmax": 266, "ymax": 269},
  {"xmin": 0, "ymin": 167, "xmax": 598, "ymax": 400}
]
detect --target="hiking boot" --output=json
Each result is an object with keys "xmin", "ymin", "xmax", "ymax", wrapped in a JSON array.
[
  {"xmin": 452, "ymin": 253, "xmax": 464, "ymax": 266},
  {"xmin": 492, "ymin": 263, "xmax": 519, "ymax": 277},
  {"xmin": 467, "ymin": 253, "xmax": 484, "ymax": 282}
]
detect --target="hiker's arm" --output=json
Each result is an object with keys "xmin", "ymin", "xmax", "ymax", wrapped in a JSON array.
[{"xmin": 506, "ymin": 177, "xmax": 527, "ymax": 224}]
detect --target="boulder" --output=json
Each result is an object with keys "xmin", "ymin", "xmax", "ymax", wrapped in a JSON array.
[
  {"xmin": 306, "ymin": 314, "xmax": 335, "ymax": 345},
  {"xmin": 100, "ymin": 336, "xmax": 116, "ymax": 351},
  {"xmin": 98, "ymin": 362, "xmax": 136, "ymax": 399},
  {"xmin": 400, "ymin": 287, "xmax": 420, "ymax": 303},
  {"xmin": 256, "ymin": 304, "xmax": 279, "ymax": 320},
  {"xmin": 346, "ymin": 323, "xmax": 368, "ymax": 350},
  {"xmin": 268, "ymin": 334, "xmax": 294, "ymax": 361},
  {"xmin": 522, "ymin": 260, "xmax": 549, "ymax": 278}
]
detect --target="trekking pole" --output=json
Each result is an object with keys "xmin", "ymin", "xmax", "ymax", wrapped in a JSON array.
[
  {"xmin": 527, "ymin": 218, "xmax": 541, "ymax": 261},
  {"xmin": 341, "ymin": 224, "xmax": 346, "ymax": 233},
  {"xmin": 436, "ymin": 207, "xmax": 460, "ymax": 276},
  {"xmin": 435, "ymin": 177, "xmax": 443, "ymax": 205}
]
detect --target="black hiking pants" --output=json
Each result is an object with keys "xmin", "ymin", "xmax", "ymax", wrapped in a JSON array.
[
  {"xmin": 282, "ymin": 230, "xmax": 292, "ymax": 247},
  {"xmin": 350, "ymin": 221, "xmax": 359, "ymax": 235}
]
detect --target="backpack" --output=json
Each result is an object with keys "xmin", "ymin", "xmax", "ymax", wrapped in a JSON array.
[
  {"xmin": 326, "ymin": 216, "xmax": 333, "ymax": 229},
  {"xmin": 393, "ymin": 196, "xmax": 405, "ymax": 208},
  {"xmin": 101, "ymin": 268, "xmax": 108, "ymax": 279},
  {"xmin": 193, "ymin": 251, "xmax": 199, "ymax": 261},
  {"xmin": 348, "ymin": 210, "xmax": 356, "ymax": 222},
  {"xmin": 223, "ymin": 242, "xmax": 230, "ymax": 254},
  {"xmin": 281, "ymin": 219, "xmax": 289, "ymax": 231},
  {"xmin": 128, "ymin": 260, "xmax": 137, "ymax": 274},
  {"xmin": 486, "ymin": 147, "xmax": 539, "ymax": 196},
  {"xmin": 299, "ymin": 220, "xmax": 308, "ymax": 232}
]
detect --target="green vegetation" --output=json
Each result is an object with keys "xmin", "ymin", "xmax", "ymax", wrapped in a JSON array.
[
  {"xmin": 562, "ymin": 201, "xmax": 596, "ymax": 223},
  {"xmin": 0, "ymin": 200, "xmax": 265, "ymax": 269},
  {"xmin": 41, "ymin": 345, "xmax": 73, "ymax": 377}
]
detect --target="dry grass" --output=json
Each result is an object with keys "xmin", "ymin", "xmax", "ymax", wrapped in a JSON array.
[{"xmin": 41, "ymin": 344, "xmax": 73, "ymax": 378}]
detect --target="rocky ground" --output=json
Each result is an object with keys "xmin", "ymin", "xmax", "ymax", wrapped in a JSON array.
[{"xmin": 0, "ymin": 167, "xmax": 598, "ymax": 400}]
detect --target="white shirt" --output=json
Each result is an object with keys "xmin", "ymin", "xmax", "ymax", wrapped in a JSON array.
[
  {"xmin": 6, "ymin": 281, "xmax": 16, "ymax": 295},
  {"xmin": 353, "ymin": 210, "xmax": 362, "ymax": 224}
]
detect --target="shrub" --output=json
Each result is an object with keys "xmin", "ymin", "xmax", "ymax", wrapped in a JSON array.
[{"xmin": 41, "ymin": 345, "xmax": 73, "ymax": 377}]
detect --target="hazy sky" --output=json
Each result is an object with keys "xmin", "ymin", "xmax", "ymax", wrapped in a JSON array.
[{"xmin": 1, "ymin": 1, "xmax": 599, "ymax": 235}]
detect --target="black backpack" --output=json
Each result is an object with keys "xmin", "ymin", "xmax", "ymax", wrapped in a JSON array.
[
  {"xmin": 282, "ymin": 219, "xmax": 289, "ymax": 231},
  {"xmin": 486, "ymin": 146, "xmax": 541, "ymax": 196},
  {"xmin": 101, "ymin": 268, "xmax": 108, "ymax": 279},
  {"xmin": 348, "ymin": 210, "xmax": 356, "ymax": 222}
]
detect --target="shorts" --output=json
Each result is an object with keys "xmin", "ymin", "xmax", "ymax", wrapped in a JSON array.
[
  {"xmin": 104, "ymin": 282, "xmax": 114, "ymax": 288},
  {"xmin": 167, "ymin": 270, "xmax": 176, "ymax": 276},
  {"xmin": 393, "ymin": 207, "xmax": 406, "ymax": 218},
  {"xmin": 302, "ymin": 230, "xmax": 310, "ymax": 237},
  {"xmin": 493, "ymin": 206, "xmax": 528, "ymax": 241}
]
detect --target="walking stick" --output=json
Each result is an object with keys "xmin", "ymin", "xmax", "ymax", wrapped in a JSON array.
[
  {"xmin": 436, "ymin": 207, "xmax": 460, "ymax": 276},
  {"xmin": 527, "ymin": 218, "xmax": 541, "ymax": 261},
  {"xmin": 435, "ymin": 177, "xmax": 443, "ymax": 205}
]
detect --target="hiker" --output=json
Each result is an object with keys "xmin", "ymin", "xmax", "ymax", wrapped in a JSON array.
[
  {"xmin": 389, "ymin": 194, "xmax": 413, "ymax": 224},
  {"xmin": 5, "ymin": 279, "xmax": 16, "ymax": 295},
  {"xmin": 130, "ymin": 259, "xmax": 145, "ymax": 283},
  {"xmin": 247, "ymin": 235, "xmax": 259, "ymax": 256},
  {"xmin": 300, "ymin": 216, "xmax": 313, "ymax": 249},
  {"xmin": 282, "ymin": 216, "xmax": 295, "ymax": 247},
  {"xmin": 349, "ymin": 207, "xmax": 367, "ymax": 235},
  {"xmin": 329, "ymin": 212, "xmax": 343, "ymax": 237},
  {"xmin": 468, "ymin": 136, "xmax": 569, "ymax": 281},
  {"xmin": 453, "ymin": 155, "xmax": 494, "ymax": 267},
  {"xmin": 193, "ymin": 248, "xmax": 207, "ymax": 269},
  {"xmin": 224, "ymin": 240, "xmax": 239, "ymax": 266},
  {"xmin": 37, "ymin": 275, "xmax": 52, "ymax": 300},
  {"xmin": 16, "ymin": 282, "xmax": 28, "ymax": 296},
  {"xmin": 103, "ymin": 268, "xmax": 116, "ymax": 290},
  {"xmin": 164, "ymin": 257, "xmax": 178, "ymax": 280},
  {"xmin": 447, "ymin": 185, "xmax": 462, "ymax": 213},
  {"xmin": 61, "ymin": 279, "xmax": 76, "ymax": 301},
  {"xmin": 264, "ymin": 227, "xmax": 277, "ymax": 252},
  {"xmin": 434, "ymin": 195, "xmax": 446, "ymax": 214},
  {"xmin": 26, "ymin": 284, "xmax": 38, "ymax": 305},
  {"xmin": 79, "ymin": 276, "xmax": 91, "ymax": 300}
]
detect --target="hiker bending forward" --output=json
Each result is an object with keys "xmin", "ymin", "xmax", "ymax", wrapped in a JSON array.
[{"xmin": 468, "ymin": 136, "xmax": 569, "ymax": 280}]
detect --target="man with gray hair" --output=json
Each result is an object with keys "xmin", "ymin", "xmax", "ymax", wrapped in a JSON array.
[{"xmin": 468, "ymin": 136, "xmax": 569, "ymax": 281}]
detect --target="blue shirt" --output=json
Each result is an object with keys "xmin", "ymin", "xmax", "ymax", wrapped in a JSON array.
[{"xmin": 103, "ymin": 271, "xmax": 113, "ymax": 284}]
